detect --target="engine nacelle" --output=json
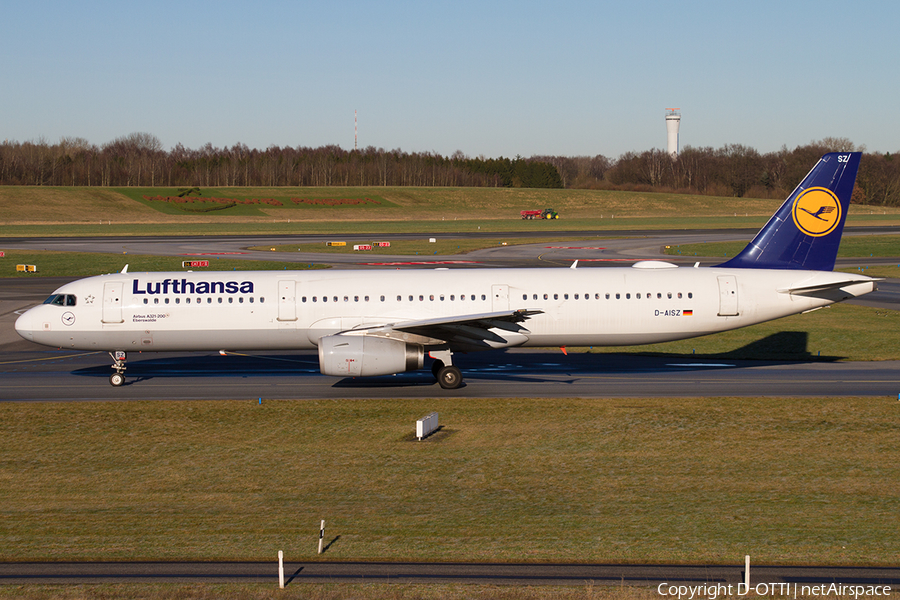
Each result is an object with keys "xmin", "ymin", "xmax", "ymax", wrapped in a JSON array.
[{"xmin": 318, "ymin": 335, "xmax": 424, "ymax": 377}]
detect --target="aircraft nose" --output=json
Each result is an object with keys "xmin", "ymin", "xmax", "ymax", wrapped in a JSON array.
[{"xmin": 15, "ymin": 309, "xmax": 35, "ymax": 342}]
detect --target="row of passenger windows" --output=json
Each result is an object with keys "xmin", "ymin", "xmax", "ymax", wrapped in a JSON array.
[
  {"xmin": 524, "ymin": 292, "xmax": 693, "ymax": 300},
  {"xmin": 303, "ymin": 294, "xmax": 488, "ymax": 303},
  {"xmin": 300, "ymin": 292, "xmax": 693, "ymax": 303},
  {"xmin": 142, "ymin": 297, "xmax": 266, "ymax": 305}
]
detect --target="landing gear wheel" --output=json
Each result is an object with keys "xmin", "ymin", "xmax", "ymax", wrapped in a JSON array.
[
  {"xmin": 109, "ymin": 372, "xmax": 125, "ymax": 387},
  {"xmin": 437, "ymin": 365, "xmax": 462, "ymax": 390}
]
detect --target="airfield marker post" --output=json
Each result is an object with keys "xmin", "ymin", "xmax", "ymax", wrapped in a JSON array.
[
  {"xmin": 739, "ymin": 554, "xmax": 750, "ymax": 594},
  {"xmin": 278, "ymin": 550, "xmax": 284, "ymax": 588},
  {"xmin": 318, "ymin": 520, "xmax": 325, "ymax": 554}
]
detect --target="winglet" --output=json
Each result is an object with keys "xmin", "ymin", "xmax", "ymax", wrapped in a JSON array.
[
  {"xmin": 718, "ymin": 152, "xmax": 861, "ymax": 271},
  {"xmin": 121, "ymin": 264, "xmax": 129, "ymax": 273}
]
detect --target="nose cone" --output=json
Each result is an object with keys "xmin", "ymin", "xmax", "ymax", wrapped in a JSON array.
[{"xmin": 15, "ymin": 309, "xmax": 35, "ymax": 342}]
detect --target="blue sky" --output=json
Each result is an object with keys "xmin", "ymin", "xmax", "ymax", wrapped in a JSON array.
[{"xmin": 2, "ymin": 0, "xmax": 897, "ymax": 158}]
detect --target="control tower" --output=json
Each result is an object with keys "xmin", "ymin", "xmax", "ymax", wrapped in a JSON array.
[{"xmin": 665, "ymin": 108, "xmax": 681, "ymax": 156}]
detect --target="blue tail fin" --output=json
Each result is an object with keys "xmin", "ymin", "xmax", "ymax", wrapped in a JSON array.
[{"xmin": 719, "ymin": 152, "xmax": 861, "ymax": 271}]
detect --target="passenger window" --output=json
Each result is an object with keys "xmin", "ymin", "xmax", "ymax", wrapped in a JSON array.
[
  {"xmin": 481, "ymin": 295, "xmax": 486, "ymax": 301},
  {"xmin": 544, "ymin": 294, "xmax": 548, "ymax": 300},
  {"xmin": 143, "ymin": 298, "xmax": 148, "ymax": 305},
  {"xmin": 688, "ymin": 293, "xmax": 693, "ymax": 299},
  {"xmin": 239, "ymin": 297, "xmax": 244, "ymax": 304}
]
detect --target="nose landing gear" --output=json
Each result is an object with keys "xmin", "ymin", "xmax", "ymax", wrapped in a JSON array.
[{"xmin": 108, "ymin": 351, "xmax": 127, "ymax": 386}]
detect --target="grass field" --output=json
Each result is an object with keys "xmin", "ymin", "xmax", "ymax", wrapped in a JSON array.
[
  {"xmin": 0, "ymin": 582, "xmax": 662, "ymax": 600},
  {"xmin": 1, "ymin": 396, "xmax": 898, "ymax": 566},
  {"xmin": 3, "ymin": 186, "xmax": 900, "ymax": 237}
]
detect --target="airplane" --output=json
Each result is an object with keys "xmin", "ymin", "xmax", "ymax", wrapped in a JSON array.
[{"xmin": 15, "ymin": 152, "xmax": 878, "ymax": 390}]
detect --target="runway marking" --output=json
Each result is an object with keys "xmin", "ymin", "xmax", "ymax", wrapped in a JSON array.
[
  {"xmin": 357, "ymin": 261, "xmax": 479, "ymax": 266},
  {"xmin": 666, "ymin": 363, "xmax": 736, "ymax": 368},
  {"xmin": 0, "ymin": 351, "xmax": 103, "ymax": 365}
]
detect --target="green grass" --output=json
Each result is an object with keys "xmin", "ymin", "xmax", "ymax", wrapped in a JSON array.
[
  {"xmin": 665, "ymin": 235, "xmax": 900, "ymax": 260},
  {"xmin": 1, "ymin": 396, "xmax": 898, "ymax": 566},
  {"xmin": 0, "ymin": 250, "xmax": 326, "ymax": 278},
  {"xmin": 588, "ymin": 303, "xmax": 900, "ymax": 361},
  {"xmin": 4, "ymin": 185, "xmax": 900, "ymax": 237}
]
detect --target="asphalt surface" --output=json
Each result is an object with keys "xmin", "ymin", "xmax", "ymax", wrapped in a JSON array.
[
  {"xmin": 1, "ymin": 230, "xmax": 899, "ymax": 585},
  {"xmin": 2, "ymin": 560, "xmax": 899, "ymax": 587}
]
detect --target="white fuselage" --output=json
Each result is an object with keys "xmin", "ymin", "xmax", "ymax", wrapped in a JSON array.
[{"xmin": 15, "ymin": 262, "xmax": 878, "ymax": 353}]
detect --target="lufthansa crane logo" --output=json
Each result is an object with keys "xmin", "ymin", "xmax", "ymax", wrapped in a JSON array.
[{"xmin": 792, "ymin": 187, "xmax": 842, "ymax": 237}]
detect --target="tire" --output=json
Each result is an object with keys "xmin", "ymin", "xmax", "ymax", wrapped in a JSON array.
[
  {"xmin": 109, "ymin": 373, "xmax": 125, "ymax": 387},
  {"xmin": 437, "ymin": 366, "xmax": 462, "ymax": 389}
]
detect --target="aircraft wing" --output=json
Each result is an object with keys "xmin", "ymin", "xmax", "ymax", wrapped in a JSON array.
[{"xmin": 345, "ymin": 309, "xmax": 543, "ymax": 351}]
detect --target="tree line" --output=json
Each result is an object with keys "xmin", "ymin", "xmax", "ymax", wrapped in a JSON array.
[{"xmin": 1, "ymin": 134, "xmax": 898, "ymax": 205}]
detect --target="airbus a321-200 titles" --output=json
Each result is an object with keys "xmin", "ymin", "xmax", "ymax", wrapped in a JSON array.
[{"xmin": 16, "ymin": 152, "xmax": 878, "ymax": 390}]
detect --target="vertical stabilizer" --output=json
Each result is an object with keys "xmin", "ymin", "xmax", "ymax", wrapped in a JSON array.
[{"xmin": 719, "ymin": 152, "xmax": 861, "ymax": 271}]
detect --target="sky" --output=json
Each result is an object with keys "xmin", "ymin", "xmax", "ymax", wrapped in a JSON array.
[{"xmin": 2, "ymin": 0, "xmax": 897, "ymax": 159}]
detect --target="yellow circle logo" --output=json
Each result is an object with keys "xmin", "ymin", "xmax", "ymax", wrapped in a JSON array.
[{"xmin": 792, "ymin": 187, "xmax": 841, "ymax": 237}]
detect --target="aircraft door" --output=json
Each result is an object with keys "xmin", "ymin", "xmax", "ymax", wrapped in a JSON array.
[
  {"xmin": 491, "ymin": 284, "xmax": 509, "ymax": 311},
  {"xmin": 277, "ymin": 280, "xmax": 298, "ymax": 321},
  {"xmin": 717, "ymin": 275, "xmax": 739, "ymax": 316},
  {"xmin": 102, "ymin": 282, "xmax": 124, "ymax": 324}
]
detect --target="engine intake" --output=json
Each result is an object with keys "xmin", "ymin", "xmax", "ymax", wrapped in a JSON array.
[{"xmin": 318, "ymin": 335, "xmax": 424, "ymax": 377}]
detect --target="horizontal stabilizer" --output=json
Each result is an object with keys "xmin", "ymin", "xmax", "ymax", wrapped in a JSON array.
[{"xmin": 777, "ymin": 278, "xmax": 881, "ymax": 296}]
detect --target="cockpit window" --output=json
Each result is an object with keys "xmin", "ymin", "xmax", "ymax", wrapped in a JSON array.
[{"xmin": 42, "ymin": 294, "xmax": 76, "ymax": 306}]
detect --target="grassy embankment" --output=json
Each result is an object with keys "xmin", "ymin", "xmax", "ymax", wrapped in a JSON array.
[
  {"xmin": 2, "ymin": 185, "xmax": 900, "ymax": 236},
  {"xmin": 1, "ymin": 396, "xmax": 898, "ymax": 566}
]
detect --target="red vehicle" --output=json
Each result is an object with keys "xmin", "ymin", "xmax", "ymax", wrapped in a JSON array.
[{"xmin": 520, "ymin": 208, "xmax": 559, "ymax": 220}]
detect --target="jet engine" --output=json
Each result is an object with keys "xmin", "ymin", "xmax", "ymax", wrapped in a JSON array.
[{"xmin": 318, "ymin": 335, "xmax": 424, "ymax": 377}]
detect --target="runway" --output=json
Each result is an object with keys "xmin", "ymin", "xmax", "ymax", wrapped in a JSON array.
[
  {"xmin": 3, "ymin": 346, "xmax": 900, "ymax": 401},
  {"xmin": 2, "ymin": 230, "xmax": 899, "ymax": 401},
  {"xmin": 2, "ymin": 560, "xmax": 899, "ymax": 587},
  {"xmin": 2, "ymin": 233, "xmax": 900, "ymax": 586}
]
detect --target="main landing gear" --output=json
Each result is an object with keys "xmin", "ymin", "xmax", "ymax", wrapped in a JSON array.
[
  {"xmin": 429, "ymin": 349, "xmax": 463, "ymax": 390},
  {"xmin": 109, "ymin": 350, "xmax": 127, "ymax": 386}
]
